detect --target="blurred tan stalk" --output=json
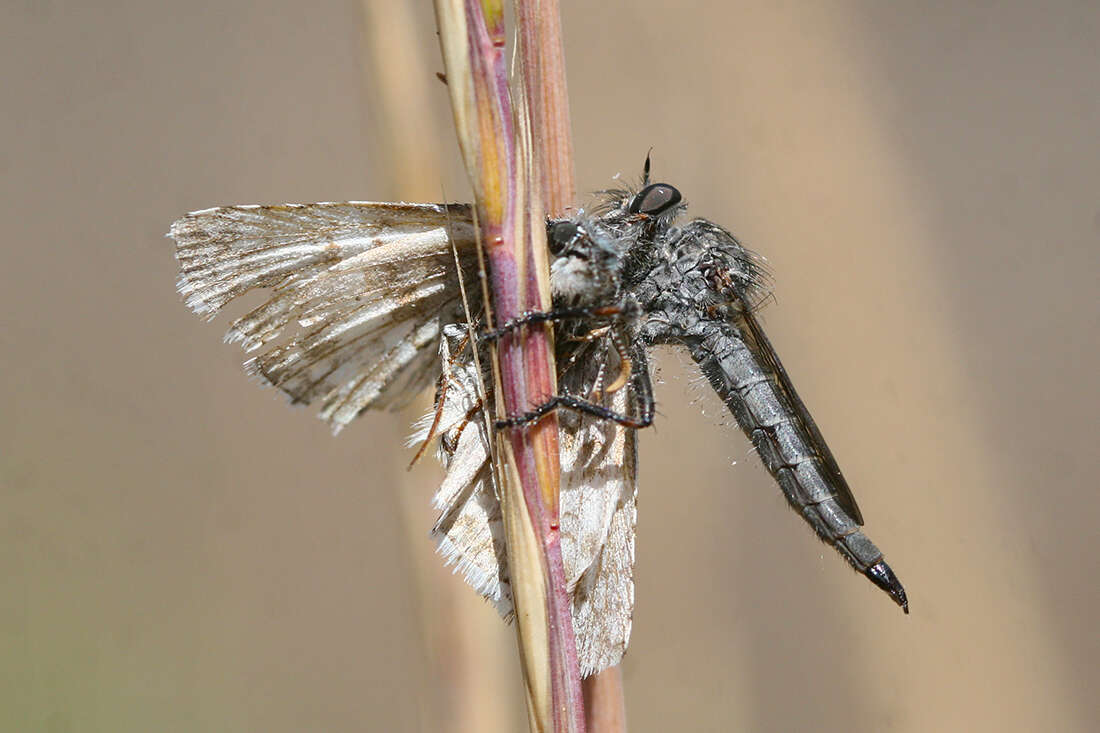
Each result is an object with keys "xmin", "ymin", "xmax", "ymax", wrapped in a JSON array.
[{"xmin": 358, "ymin": 3, "xmax": 516, "ymax": 731}]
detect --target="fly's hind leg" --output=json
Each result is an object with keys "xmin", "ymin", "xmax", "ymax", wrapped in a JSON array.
[
  {"xmin": 494, "ymin": 393, "xmax": 650, "ymax": 430},
  {"xmin": 495, "ymin": 325, "xmax": 655, "ymax": 431}
]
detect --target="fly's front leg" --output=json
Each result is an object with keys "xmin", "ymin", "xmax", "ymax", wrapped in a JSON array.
[{"xmin": 480, "ymin": 303, "xmax": 626, "ymax": 343}]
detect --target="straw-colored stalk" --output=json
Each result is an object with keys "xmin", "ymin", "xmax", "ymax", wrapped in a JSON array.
[
  {"xmin": 433, "ymin": 0, "xmax": 585, "ymax": 731},
  {"xmin": 513, "ymin": 6, "xmax": 629, "ymax": 729}
]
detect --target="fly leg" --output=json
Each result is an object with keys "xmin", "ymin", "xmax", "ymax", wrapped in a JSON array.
[
  {"xmin": 480, "ymin": 303, "xmax": 627, "ymax": 342},
  {"xmin": 495, "ymin": 325, "xmax": 655, "ymax": 431}
]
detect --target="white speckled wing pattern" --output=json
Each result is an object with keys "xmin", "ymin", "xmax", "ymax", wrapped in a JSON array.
[
  {"xmin": 170, "ymin": 202, "xmax": 477, "ymax": 431},
  {"xmin": 420, "ymin": 328, "xmax": 638, "ymax": 677},
  {"xmin": 417, "ymin": 325, "xmax": 509, "ymax": 613}
]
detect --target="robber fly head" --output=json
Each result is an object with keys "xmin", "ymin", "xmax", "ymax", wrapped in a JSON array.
[
  {"xmin": 547, "ymin": 215, "xmax": 624, "ymax": 307},
  {"xmin": 592, "ymin": 159, "xmax": 689, "ymax": 246}
]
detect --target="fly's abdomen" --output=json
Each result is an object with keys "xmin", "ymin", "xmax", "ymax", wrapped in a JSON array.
[{"xmin": 689, "ymin": 321, "xmax": 908, "ymax": 611}]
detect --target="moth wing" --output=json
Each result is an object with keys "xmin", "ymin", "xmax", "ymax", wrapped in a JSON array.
[
  {"xmin": 418, "ymin": 325, "xmax": 511, "ymax": 614},
  {"xmin": 170, "ymin": 202, "xmax": 478, "ymax": 431},
  {"xmin": 558, "ymin": 382, "xmax": 637, "ymax": 677},
  {"xmin": 424, "ymin": 332, "xmax": 637, "ymax": 676}
]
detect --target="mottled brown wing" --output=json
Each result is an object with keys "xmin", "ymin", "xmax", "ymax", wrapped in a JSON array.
[{"xmin": 170, "ymin": 202, "xmax": 478, "ymax": 432}]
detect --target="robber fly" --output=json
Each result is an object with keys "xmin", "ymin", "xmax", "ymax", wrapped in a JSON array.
[{"xmin": 170, "ymin": 159, "xmax": 907, "ymax": 677}]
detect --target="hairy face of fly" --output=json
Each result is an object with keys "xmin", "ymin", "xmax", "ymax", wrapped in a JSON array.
[
  {"xmin": 547, "ymin": 219, "xmax": 623, "ymax": 306},
  {"xmin": 546, "ymin": 180, "xmax": 686, "ymax": 307}
]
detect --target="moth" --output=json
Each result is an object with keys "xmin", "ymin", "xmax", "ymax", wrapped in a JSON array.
[{"xmin": 169, "ymin": 163, "xmax": 907, "ymax": 677}]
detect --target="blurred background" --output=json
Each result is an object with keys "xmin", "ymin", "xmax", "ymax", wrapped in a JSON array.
[{"xmin": 3, "ymin": 1, "xmax": 1097, "ymax": 731}]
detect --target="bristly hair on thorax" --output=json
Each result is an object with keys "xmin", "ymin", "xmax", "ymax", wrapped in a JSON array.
[{"xmin": 582, "ymin": 169, "xmax": 774, "ymax": 320}]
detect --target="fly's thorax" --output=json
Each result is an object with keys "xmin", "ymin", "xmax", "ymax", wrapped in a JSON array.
[
  {"xmin": 634, "ymin": 220, "xmax": 769, "ymax": 324},
  {"xmin": 555, "ymin": 177, "xmax": 769, "ymax": 340}
]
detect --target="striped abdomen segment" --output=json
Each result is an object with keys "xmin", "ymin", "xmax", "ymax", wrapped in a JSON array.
[{"xmin": 688, "ymin": 319, "xmax": 908, "ymax": 612}]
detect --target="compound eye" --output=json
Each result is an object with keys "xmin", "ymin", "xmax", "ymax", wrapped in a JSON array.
[
  {"xmin": 628, "ymin": 183, "xmax": 682, "ymax": 215},
  {"xmin": 547, "ymin": 220, "xmax": 578, "ymax": 254}
]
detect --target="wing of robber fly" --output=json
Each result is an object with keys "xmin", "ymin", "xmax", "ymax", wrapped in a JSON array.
[
  {"xmin": 419, "ymin": 326, "xmax": 638, "ymax": 676},
  {"xmin": 641, "ymin": 215, "xmax": 905, "ymax": 610},
  {"xmin": 739, "ymin": 310, "xmax": 863, "ymax": 523},
  {"xmin": 169, "ymin": 202, "xmax": 479, "ymax": 431},
  {"xmin": 689, "ymin": 308, "xmax": 908, "ymax": 612}
]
